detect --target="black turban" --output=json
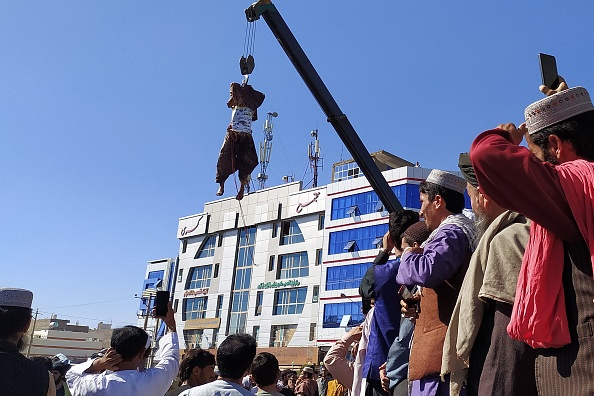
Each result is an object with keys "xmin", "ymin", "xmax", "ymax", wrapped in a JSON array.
[{"xmin": 458, "ymin": 152, "xmax": 478, "ymax": 188}]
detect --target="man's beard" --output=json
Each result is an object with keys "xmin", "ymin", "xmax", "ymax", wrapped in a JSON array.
[
  {"xmin": 474, "ymin": 210, "xmax": 491, "ymax": 242},
  {"xmin": 17, "ymin": 333, "xmax": 29, "ymax": 352},
  {"xmin": 543, "ymin": 149, "xmax": 559, "ymax": 165}
]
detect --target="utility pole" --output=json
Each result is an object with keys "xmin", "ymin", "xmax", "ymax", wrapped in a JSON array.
[
  {"xmin": 26, "ymin": 308, "xmax": 38, "ymax": 357},
  {"xmin": 143, "ymin": 295, "xmax": 152, "ymax": 331}
]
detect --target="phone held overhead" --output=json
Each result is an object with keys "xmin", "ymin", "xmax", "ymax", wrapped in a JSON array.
[{"xmin": 539, "ymin": 53, "xmax": 560, "ymax": 90}]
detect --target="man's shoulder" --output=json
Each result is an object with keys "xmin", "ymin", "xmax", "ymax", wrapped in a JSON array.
[
  {"xmin": 492, "ymin": 215, "xmax": 530, "ymax": 243},
  {"xmin": 188, "ymin": 380, "xmax": 253, "ymax": 396},
  {"xmin": 165, "ymin": 384, "xmax": 191, "ymax": 396},
  {"xmin": 257, "ymin": 390, "xmax": 284, "ymax": 396}
]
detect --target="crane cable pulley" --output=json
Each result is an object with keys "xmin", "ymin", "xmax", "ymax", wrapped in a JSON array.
[{"xmin": 240, "ymin": 19, "xmax": 257, "ymax": 83}]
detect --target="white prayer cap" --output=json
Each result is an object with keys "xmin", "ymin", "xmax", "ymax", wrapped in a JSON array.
[
  {"xmin": 0, "ymin": 288, "xmax": 33, "ymax": 308},
  {"xmin": 525, "ymin": 87, "xmax": 594, "ymax": 135},
  {"xmin": 425, "ymin": 169, "xmax": 466, "ymax": 194}
]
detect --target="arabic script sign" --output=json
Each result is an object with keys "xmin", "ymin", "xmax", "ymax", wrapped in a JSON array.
[
  {"xmin": 257, "ymin": 279, "xmax": 300, "ymax": 289},
  {"xmin": 180, "ymin": 214, "xmax": 205, "ymax": 237},
  {"xmin": 184, "ymin": 288, "xmax": 209, "ymax": 297},
  {"xmin": 296, "ymin": 191, "xmax": 320, "ymax": 213},
  {"xmin": 184, "ymin": 317, "xmax": 221, "ymax": 330}
]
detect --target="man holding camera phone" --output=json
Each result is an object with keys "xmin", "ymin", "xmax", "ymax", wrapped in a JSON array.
[
  {"xmin": 66, "ymin": 301, "xmax": 179, "ymax": 396},
  {"xmin": 469, "ymin": 65, "xmax": 594, "ymax": 394}
]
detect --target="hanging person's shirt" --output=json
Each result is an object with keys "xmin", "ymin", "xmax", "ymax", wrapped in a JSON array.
[{"xmin": 230, "ymin": 107, "xmax": 254, "ymax": 133}]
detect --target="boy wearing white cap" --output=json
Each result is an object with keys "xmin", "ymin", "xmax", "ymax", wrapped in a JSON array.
[
  {"xmin": 0, "ymin": 287, "xmax": 56, "ymax": 396},
  {"xmin": 470, "ymin": 81, "xmax": 594, "ymax": 395}
]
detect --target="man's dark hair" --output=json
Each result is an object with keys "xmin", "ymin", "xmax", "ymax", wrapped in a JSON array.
[
  {"xmin": 251, "ymin": 352, "xmax": 279, "ymax": 387},
  {"xmin": 30, "ymin": 356, "xmax": 53, "ymax": 372},
  {"xmin": 280, "ymin": 369, "xmax": 291, "ymax": 380},
  {"xmin": 281, "ymin": 369, "xmax": 296, "ymax": 381},
  {"xmin": 419, "ymin": 181, "xmax": 465, "ymax": 214},
  {"xmin": 0, "ymin": 306, "xmax": 31, "ymax": 339},
  {"xmin": 531, "ymin": 110, "xmax": 594, "ymax": 162},
  {"xmin": 388, "ymin": 210, "xmax": 420, "ymax": 251},
  {"xmin": 179, "ymin": 348, "xmax": 216, "ymax": 382},
  {"xmin": 110, "ymin": 325, "xmax": 148, "ymax": 361},
  {"xmin": 217, "ymin": 334, "xmax": 257, "ymax": 380}
]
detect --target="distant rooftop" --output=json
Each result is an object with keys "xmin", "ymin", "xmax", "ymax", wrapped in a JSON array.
[{"xmin": 331, "ymin": 150, "xmax": 415, "ymax": 182}]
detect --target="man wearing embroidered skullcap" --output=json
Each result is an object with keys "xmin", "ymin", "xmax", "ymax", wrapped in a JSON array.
[
  {"xmin": 0, "ymin": 287, "xmax": 56, "ymax": 396},
  {"xmin": 294, "ymin": 366, "xmax": 318, "ymax": 396},
  {"xmin": 395, "ymin": 169, "xmax": 476, "ymax": 396},
  {"xmin": 470, "ymin": 78, "xmax": 594, "ymax": 395},
  {"xmin": 441, "ymin": 154, "xmax": 536, "ymax": 396},
  {"xmin": 66, "ymin": 301, "xmax": 179, "ymax": 396}
]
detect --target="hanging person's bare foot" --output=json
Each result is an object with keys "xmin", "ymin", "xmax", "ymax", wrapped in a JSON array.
[
  {"xmin": 236, "ymin": 184, "xmax": 245, "ymax": 201},
  {"xmin": 216, "ymin": 183, "xmax": 224, "ymax": 196}
]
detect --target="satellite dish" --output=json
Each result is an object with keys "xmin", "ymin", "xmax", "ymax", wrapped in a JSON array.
[{"xmin": 49, "ymin": 322, "xmax": 59, "ymax": 329}]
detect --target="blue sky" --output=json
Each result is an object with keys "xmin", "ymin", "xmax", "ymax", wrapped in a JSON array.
[{"xmin": 2, "ymin": 1, "xmax": 594, "ymax": 328}]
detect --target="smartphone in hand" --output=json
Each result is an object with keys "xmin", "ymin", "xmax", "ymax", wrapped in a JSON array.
[
  {"xmin": 399, "ymin": 285, "xmax": 418, "ymax": 308},
  {"xmin": 539, "ymin": 53, "xmax": 560, "ymax": 90},
  {"xmin": 155, "ymin": 290, "xmax": 170, "ymax": 317}
]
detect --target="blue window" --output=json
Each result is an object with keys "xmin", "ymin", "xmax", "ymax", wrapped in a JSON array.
[
  {"xmin": 196, "ymin": 236, "xmax": 216, "ymax": 259},
  {"xmin": 228, "ymin": 291, "xmax": 249, "ymax": 334},
  {"xmin": 392, "ymin": 184, "xmax": 421, "ymax": 210},
  {"xmin": 464, "ymin": 191, "xmax": 471, "ymax": 209},
  {"xmin": 280, "ymin": 220, "xmax": 305, "ymax": 245},
  {"xmin": 187, "ymin": 265, "xmax": 212, "ymax": 289},
  {"xmin": 228, "ymin": 227, "xmax": 256, "ymax": 336},
  {"xmin": 328, "ymin": 224, "xmax": 389, "ymax": 255},
  {"xmin": 278, "ymin": 252, "xmax": 309, "ymax": 279},
  {"xmin": 234, "ymin": 267, "xmax": 252, "ymax": 290},
  {"xmin": 326, "ymin": 262, "xmax": 372, "ymax": 291},
  {"xmin": 323, "ymin": 302, "xmax": 364, "ymax": 328},
  {"xmin": 330, "ymin": 184, "xmax": 422, "ymax": 220},
  {"xmin": 138, "ymin": 297, "xmax": 154, "ymax": 316},
  {"xmin": 334, "ymin": 161, "xmax": 361, "ymax": 182},
  {"xmin": 273, "ymin": 287, "xmax": 307, "ymax": 315},
  {"xmin": 182, "ymin": 296, "xmax": 208, "ymax": 320},
  {"xmin": 331, "ymin": 190, "xmax": 378, "ymax": 220},
  {"xmin": 148, "ymin": 270, "xmax": 164, "ymax": 280}
]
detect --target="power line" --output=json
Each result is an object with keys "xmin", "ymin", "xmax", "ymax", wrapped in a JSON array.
[
  {"xmin": 39, "ymin": 296, "xmax": 137, "ymax": 310},
  {"xmin": 35, "ymin": 310, "xmax": 132, "ymax": 326}
]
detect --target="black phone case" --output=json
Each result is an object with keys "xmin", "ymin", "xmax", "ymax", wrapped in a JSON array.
[{"xmin": 155, "ymin": 291, "xmax": 169, "ymax": 316}]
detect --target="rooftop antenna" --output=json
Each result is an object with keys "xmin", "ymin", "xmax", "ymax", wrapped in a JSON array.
[
  {"xmin": 308, "ymin": 129, "xmax": 323, "ymax": 188},
  {"xmin": 257, "ymin": 111, "xmax": 278, "ymax": 189}
]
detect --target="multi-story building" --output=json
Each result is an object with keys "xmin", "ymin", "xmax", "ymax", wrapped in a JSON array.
[
  {"xmin": 27, "ymin": 317, "xmax": 111, "ymax": 363},
  {"xmin": 136, "ymin": 258, "xmax": 177, "ymax": 340},
  {"xmin": 174, "ymin": 181, "xmax": 325, "ymax": 366}
]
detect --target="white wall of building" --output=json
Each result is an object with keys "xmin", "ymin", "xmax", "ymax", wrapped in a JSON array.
[{"xmin": 173, "ymin": 182, "xmax": 326, "ymax": 354}]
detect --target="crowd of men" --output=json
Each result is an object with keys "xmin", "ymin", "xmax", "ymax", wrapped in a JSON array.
[{"xmin": 2, "ymin": 79, "xmax": 594, "ymax": 396}]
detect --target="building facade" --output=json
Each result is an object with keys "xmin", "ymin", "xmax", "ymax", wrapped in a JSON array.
[
  {"xmin": 27, "ymin": 317, "xmax": 111, "ymax": 363},
  {"xmin": 136, "ymin": 258, "xmax": 177, "ymax": 341},
  {"xmin": 174, "ymin": 182, "xmax": 325, "ymax": 365}
]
